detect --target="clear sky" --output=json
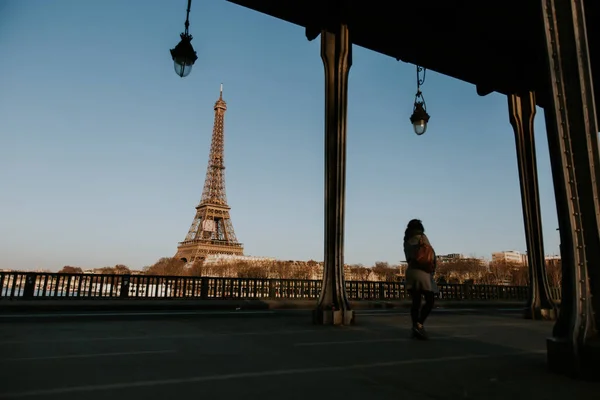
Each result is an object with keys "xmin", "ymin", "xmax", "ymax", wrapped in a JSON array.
[{"xmin": 0, "ymin": 0, "xmax": 561, "ymax": 271}]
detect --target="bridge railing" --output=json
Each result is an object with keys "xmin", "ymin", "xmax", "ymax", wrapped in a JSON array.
[{"xmin": 0, "ymin": 271, "xmax": 562, "ymax": 301}]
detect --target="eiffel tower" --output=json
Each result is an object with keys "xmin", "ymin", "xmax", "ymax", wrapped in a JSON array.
[{"xmin": 175, "ymin": 85, "xmax": 244, "ymax": 264}]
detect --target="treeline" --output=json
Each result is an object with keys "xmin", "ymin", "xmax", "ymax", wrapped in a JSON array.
[
  {"xmin": 344, "ymin": 259, "xmax": 560, "ymax": 287},
  {"xmin": 58, "ymin": 265, "xmax": 131, "ymax": 275},
  {"xmin": 143, "ymin": 258, "xmax": 320, "ymax": 280},
  {"xmin": 141, "ymin": 257, "xmax": 562, "ymax": 287},
  {"xmin": 56, "ymin": 258, "xmax": 562, "ymax": 287}
]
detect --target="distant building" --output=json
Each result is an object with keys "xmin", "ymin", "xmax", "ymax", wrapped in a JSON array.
[
  {"xmin": 491, "ymin": 250, "xmax": 528, "ymax": 266},
  {"xmin": 545, "ymin": 254, "xmax": 561, "ymax": 268}
]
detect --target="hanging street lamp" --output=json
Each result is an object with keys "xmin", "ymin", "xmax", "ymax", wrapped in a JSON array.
[
  {"xmin": 170, "ymin": 0, "xmax": 198, "ymax": 78},
  {"xmin": 410, "ymin": 65, "xmax": 430, "ymax": 135}
]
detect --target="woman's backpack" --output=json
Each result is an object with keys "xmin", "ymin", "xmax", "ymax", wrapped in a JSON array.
[{"xmin": 415, "ymin": 237, "xmax": 435, "ymax": 273}]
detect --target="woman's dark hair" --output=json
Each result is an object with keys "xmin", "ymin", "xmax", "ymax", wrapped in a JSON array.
[{"xmin": 404, "ymin": 219, "xmax": 425, "ymax": 242}]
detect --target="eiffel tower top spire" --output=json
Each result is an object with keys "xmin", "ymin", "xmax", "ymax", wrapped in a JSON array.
[
  {"xmin": 200, "ymin": 85, "xmax": 229, "ymax": 206},
  {"xmin": 214, "ymin": 83, "xmax": 226, "ymax": 111}
]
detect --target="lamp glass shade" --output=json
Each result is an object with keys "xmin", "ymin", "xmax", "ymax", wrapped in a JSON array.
[
  {"xmin": 413, "ymin": 121, "xmax": 427, "ymax": 135},
  {"xmin": 174, "ymin": 61, "xmax": 192, "ymax": 78}
]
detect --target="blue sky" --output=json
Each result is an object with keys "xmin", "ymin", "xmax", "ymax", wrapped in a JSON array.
[{"xmin": 0, "ymin": 0, "xmax": 561, "ymax": 271}]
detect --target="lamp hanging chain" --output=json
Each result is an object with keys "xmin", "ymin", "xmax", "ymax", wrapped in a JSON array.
[
  {"xmin": 416, "ymin": 65, "xmax": 426, "ymax": 94},
  {"xmin": 416, "ymin": 65, "xmax": 426, "ymax": 89},
  {"xmin": 184, "ymin": 0, "xmax": 192, "ymax": 35},
  {"xmin": 414, "ymin": 65, "xmax": 427, "ymax": 110}
]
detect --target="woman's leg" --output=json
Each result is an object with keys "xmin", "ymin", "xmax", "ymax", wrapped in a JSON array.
[
  {"xmin": 419, "ymin": 291, "xmax": 435, "ymax": 325},
  {"xmin": 410, "ymin": 289, "xmax": 422, "ymax": 327}
]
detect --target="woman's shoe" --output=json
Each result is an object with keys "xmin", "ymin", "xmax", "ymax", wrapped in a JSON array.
[{"xmin": 412, "ymin": 323, "xmax": 429, "ymax": 340}]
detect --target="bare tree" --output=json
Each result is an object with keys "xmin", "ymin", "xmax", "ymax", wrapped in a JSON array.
[
  {"xmin": 186, "ymin": 259, "xmax": 206, "ymax": 277},
  {"xmin": 113, "ymin": 265, "xmax": 131, "ymax": 275},
  {"xmin": 510, "ymin": 266, "xmax": 529, "ymax": 286},
  {"xmin": 237, "ymin": 263, "xmax": 269, "ymax": 279},
  {"xmin": 144, "ymin": 257, "xmax": 186, "ymax": 276},
  {"xmin": 347, "ymin": 264, "xmax": 371, "ymax": 281},
  {"xmin": 436, "ymin": 258, "xmax": 487, "ymax": 283},
  {"xmin": 288, "ymin": 264, "xmax": 311, "ymax": 279},
  {"xmin": 372, "ymin": 262, "xmax": 400, "ymax": 282},
  {"xmin": 95, "ymin": 267, "xmax": 115, "ymax": 274},
  {"xmin": 58, "ymin": 266, "xmax": 83, "ymax": 274},
  {"xmin": 482, "ymin": 260, "xmax": 517, "ymax": 285},
  {"xmin": 269, "ymin": 261, "xmax": 293, "ymax": 279},
  {"xmin": 546, "ymin": 259, "xmax": 562, "ymax": 287}
]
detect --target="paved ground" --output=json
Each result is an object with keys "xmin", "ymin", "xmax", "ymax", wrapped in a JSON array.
[
  {"xmin": 0, "ymin": 305, "xmax": 525, "ymax": 322},
  {"xmin": 0, "ymin": 310, "xmax": 597, "ymax": 399},
  {"xmin": 0, "ymin": 299, "xmax": 528, "ymax": 313}
]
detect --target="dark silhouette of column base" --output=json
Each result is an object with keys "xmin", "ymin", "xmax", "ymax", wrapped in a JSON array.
[
  {"xmin": 313, "ymin": 308, "xmax": 355, "ymax": 326},
  {"xmin": 547, "ymin": 338, "xmax": 600, "ymax": 381},
  {"xmin": 524, "ymin": 307, "xmax": 556, "ymax": 321}
]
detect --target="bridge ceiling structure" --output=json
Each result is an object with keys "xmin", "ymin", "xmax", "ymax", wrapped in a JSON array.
[{"xmin": 228, "ymin": 0, "xmax": 600, "ymax": 109}]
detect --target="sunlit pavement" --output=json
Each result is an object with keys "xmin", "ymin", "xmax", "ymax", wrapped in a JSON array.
[{"xmin": 0, "ymin": 311, "xmax": 597, "ymax": 399}]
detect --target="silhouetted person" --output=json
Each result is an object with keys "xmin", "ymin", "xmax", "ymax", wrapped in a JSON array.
[{"xmin": 403, "ymin": 219, "xmax": 437, "ymax": 339}]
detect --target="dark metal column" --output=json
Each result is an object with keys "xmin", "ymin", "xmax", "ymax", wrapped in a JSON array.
[
  {"xmin": 542, "ymin": 0, "xmax": 600, "ymax": 380},
  {"xmin": 508, "ymin": 92, "xmax": 558, "ymax": 320},
  {"xmin": 310, "ymin": 23, "xmax": 354, "ymax": 326}
]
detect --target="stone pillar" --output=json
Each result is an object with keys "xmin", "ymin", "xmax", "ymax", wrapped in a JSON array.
[
  {"xmin": 311, "ymin": 23, "xmax": 354, "ymax": 326},
  {"xmin": 541, "ymin": 0, "xmax": 600, "ymax": 380},
  {"xmin": 507, "ymin": 92, "xmax": 558, "ymax": 320}
]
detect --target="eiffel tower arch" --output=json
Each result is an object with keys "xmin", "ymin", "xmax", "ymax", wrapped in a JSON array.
[{"xmin": 175, "ymin": 85, "xmax": 244, "ymax": 264}]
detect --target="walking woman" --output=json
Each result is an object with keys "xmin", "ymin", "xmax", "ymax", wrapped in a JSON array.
[{"xmin": 403, "ymin": 219, "xmax": 437, "ymax": 339}]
